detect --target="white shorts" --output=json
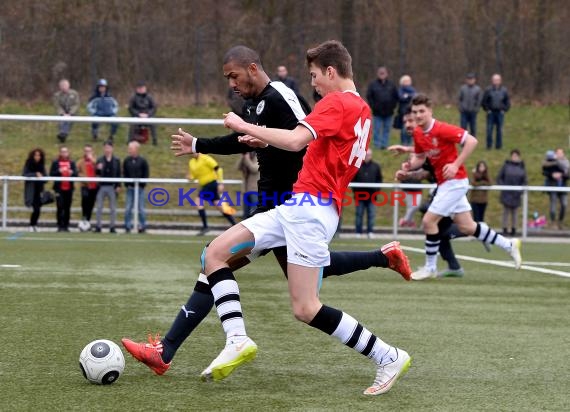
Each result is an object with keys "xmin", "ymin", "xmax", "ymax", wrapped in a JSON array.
[
  {"xmin": 241, "ymin": 194, "xmax": 339, "ymax": 267},
  {"xmin": 428, "ymin": 178, "xmax": 472, "ymax": 217}
]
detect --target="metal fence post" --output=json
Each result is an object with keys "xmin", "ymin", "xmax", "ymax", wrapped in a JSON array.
[
  {"xmin": 522, "ymin": 188, "xmax": 528, "ymax": 240},
  {"xmin": 392, "ymin": 188, "xmax": 399, "ymax": 239},
  {"xmin": 133, "ymin": 180, "xmax": 139, "ymax": 233},
  {"xmin": 1, "ymin": 177, "xmax": 7, "ymax": 230}
]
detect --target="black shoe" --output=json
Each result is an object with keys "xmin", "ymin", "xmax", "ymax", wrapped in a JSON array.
[
  {"xmin": 197, "ymin": 227, "xmax": 210, "ymax": 236},
  {"xmin": 57, "ymin": 133, "xmax": 67, "ymax": 142},
  {"xmin": 110, "ymin": 227, "xmax": 117, "ymax": 234},
  {"xmin": 125, "ymin": 228, "xmax": 131, "ymax": 234},
  {"xmin": 94, "ymin": 227, "xmax": 102, "ymax": 233},
  {"xmin": 57, "ymin": 227, "xmax": 63, "ymax": 232},
  {"xmin": 138, "ymin": 227, "xmax": 146, "ymax": 234}
]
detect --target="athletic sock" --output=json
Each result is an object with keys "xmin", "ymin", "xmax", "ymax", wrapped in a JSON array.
[
  {"xmin": 323, "ymin": 250, "xmax": 388, "ymax": 278},
  {"xmin": 208, "ymin": 267, "xmax": 246, "ymax": 339},
  {"xmin": 425, "ymin": 233, "xmax": 440, "ymax": 270},
  {"xmin": 309, "ymin": 305, "xmax": 394, "ymax": 365},
  {"xmin": 439, "ymin": 237, "xmax": 461, "ymax": 270},
  {"xmin": 222, "ymin": 213, "xmax": 236, "ymax": 226},
  {"xmin": 474, "ymin": 222, "xmax": 511, "ymax": 251},
  {"xmin": 198, "ymin": 209, "xmax": 208, "ymax": 228},
  {"xmin": 161, "ymin": 274, "xmax": 214, "ymax": 363}
]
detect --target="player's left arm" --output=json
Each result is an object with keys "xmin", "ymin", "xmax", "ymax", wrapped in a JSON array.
[
  {"xmin": 225, "ymin": 112, "xmax": 312, "ymax": 152},
  {"xmin": 443, "ymin": 134, "xmax": 478, "ymax": 180}
]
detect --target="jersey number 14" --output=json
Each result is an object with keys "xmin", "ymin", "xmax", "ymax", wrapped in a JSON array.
[{"xmin": 349, "ymin": 118, "xmax": 371, "ymax": 168}]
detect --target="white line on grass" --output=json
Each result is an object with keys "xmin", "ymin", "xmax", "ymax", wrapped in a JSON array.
[
  {"xmin": 402, "ymin": 246, "xmax": 570, "ymax": 279},
  {"xmin": 0, "ymin": 264, "xmax": 22, "ymax": 268}
]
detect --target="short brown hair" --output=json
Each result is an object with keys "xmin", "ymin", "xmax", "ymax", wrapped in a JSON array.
[
  {"xmin": 306, "ymin": 40, "xmax": 353, "ymax": 79},
  {"xmin": 411, "ymin": 94, "xmax": 432, "ymax": 108}
]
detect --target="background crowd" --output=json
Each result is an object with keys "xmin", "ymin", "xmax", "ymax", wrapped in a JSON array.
[{"xmin": 21, "ymin": 67, "xmax": 569, "ymax": 234}]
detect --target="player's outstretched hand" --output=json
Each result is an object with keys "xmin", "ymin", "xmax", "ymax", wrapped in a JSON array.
[
  {"xmin": 224, "ymin": 112, "xmax": 247, "ymax": 133},
  {"xmin": 442, "ymin": 163, "xmax": 458, "ymax": 180},
  {"xmin": 388, "ymin": 145, "xmax": 413, "ymax": 155},
  {"xmin": 171, "ymin": 128, "xmax": 196, "ymax": 157},
  {"xmin": 238, "ymin": 135, "xmax": 268, "ymax": 148}
]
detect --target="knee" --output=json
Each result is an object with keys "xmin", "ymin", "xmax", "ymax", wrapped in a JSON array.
[{"xmin": 291, "ymin": 302, "xmax": 320, "ymax": 324}]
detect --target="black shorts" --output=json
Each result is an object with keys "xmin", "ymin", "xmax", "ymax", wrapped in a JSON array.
[{"xmin": 199, "ymin": 181, "xmax": 220, "ymax": 202}]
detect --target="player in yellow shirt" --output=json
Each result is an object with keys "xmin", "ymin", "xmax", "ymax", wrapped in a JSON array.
[{"xmin": 188, "ymin": 153, "xmax": 236, "ymax": 235}]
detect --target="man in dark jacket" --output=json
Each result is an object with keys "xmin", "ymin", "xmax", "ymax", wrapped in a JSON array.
[
  {"xmin": 128, "ymin": 82, "xmax": 158, "ymax": 146},
  {"xmin": 482, "ymin": 74, "xmax": 510, "ymax": 150},
  {"xmin": 123, "ymin": 141, "xmax": 150, "ymax": 233},
  {"xmin": 366, "ymin": 66, "xmax": 399, "ymax": 149},
  {"xmin": 50, "ymin": 146, "xmax": 78, "ymax": 232},
  {"xmin": 275, "ymin": 65, "xmax": 299, "ymax": 94},
  {"xmin": 352, "ymin": 149, "xmax": 382, "ymax": 237},
  {"xmin": 87, "ymin": 78, "xmax": 119, "ymax": 141},
  {"xmin": 542, "ymin": 148, "xmax": 569, "ymax": 229},
  {"xmin": 458, "ymin": 73, "xmax": 482, "ymax": 137},
  {"xmin": 95, "ymin": 140, "xmax": 121, "ymax": 233}
]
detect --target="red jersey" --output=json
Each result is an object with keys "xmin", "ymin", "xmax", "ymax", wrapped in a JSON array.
[
  {"xmin": 295, "ymin": 91, "xmax": 371, "ymax": 213},
  {"xmin": 413, "ymin": 119, "xmax": 468, "ymax": 184}
]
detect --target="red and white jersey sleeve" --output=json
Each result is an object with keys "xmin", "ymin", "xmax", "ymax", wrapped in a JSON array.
[{"xmin": 295, "ymin": 91, "xmax": 372, "ymax": 213}]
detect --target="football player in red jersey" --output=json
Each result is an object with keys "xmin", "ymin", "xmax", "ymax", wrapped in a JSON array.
[
  {"xmin": 397, "ymin": 94, "xmax": 522, "ymax": 280},
  {"xmin": 196, "ymin": 40, "xmax": 411, "ymax": 395}
]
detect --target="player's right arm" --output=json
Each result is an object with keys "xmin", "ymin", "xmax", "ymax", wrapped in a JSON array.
[{"xmin": 171, "ymin": 128, "xmax": 252, "ymax": 157}]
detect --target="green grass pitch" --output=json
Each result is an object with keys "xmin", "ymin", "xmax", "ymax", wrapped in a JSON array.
[{"xmin": 1, "ymin": 232, "xmax": 569, "ymax": 411}]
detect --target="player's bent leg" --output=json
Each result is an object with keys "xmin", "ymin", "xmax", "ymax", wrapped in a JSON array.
[
  {"xmin": 287, "ymin": 264, "xmax": 411, "ymax": 394},
  {"xmin": 455, "ymin": 212, "xmax": 522, "ymax": 269}
]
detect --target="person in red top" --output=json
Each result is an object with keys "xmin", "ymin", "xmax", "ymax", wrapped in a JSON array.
[
  {"xmin": 76, "ymin": 144, "xmax": 99, "ymax": 229},
  {"xmin": 49, "ymin": 146, "xmax": 78, "ymax": 232},
  {"xmin": 397, "ymin": 94, "xmax": 522, "ymax": 280},
  {"xmin": 192, "ymin": 40, "xmax": 411, "ymax": 396}
]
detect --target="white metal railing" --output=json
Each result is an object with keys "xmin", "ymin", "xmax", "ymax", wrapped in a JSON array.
[
  {"xmin": 2, "ymin": 175, "xmax": 569, "ymax": 238},
  {"xmin": 0, "ymin": 114, "xmax": 224, "ymax": 126}
]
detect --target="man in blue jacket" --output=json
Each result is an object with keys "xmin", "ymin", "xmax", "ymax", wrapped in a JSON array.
[{"xmin": 87, "ymin": 78, "xmax": 119, "ymax": 141}]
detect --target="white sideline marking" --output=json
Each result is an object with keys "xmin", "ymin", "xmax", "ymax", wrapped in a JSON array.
[
  {"xmin": 1, "ymin": 264, "xmax": 21, "ymax": 268},
  {"xmin": 520, "ymin": 261, "xmax": 570, "ymax": 267},
  {"xmin": 402, "ymin": 246, "xmax": 570, "ymax": 279}
]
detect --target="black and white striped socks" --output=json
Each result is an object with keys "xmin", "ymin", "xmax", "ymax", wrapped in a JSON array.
[
  {"xmin": 309, "ymin": 305, "xmax": 393, "ymax": 365},
  {"xmin": 208, "ymin": 268, "xmax": 246, "ymax": 339}
]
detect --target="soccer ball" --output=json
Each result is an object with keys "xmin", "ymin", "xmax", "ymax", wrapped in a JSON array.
[
  {"xmin": 78, "ymin": 220, "xmax": 91, "ymax": 232},
  {"xmin": 79, "ymin": 339, "xmax": 125, "ymax": 384}
]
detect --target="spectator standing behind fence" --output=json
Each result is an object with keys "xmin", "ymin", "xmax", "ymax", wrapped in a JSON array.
[
  {"xmin": 458, "ymin": 73, "xmax": 482, "ymax": 137},
  {"xmin": 23, "ymin": 148, "xmax": 47, "ymax": 232},
  {"xmin": 95, "ymin": 140, "xmax": 121, "ymax": 233},
  {"xmin": 497, "ymin": 149, "xmax": 527, "ymax": 236},
  {"xmin": 87, "ymin": 78, "xmax": 119, "ymax": 141},
  {"xmin": 542, "ymin": 148, "xmax": 569, "ymax": 229},
  {"xmin": 50, "ymin": 146, "xmax": 77, "ymax": 232},
  {"xmin": 237, "ymin": 152, "xmax": 259, "ymax": 219},
  {"xmin": 482, "ymin": 74, "xmax": 510, "ymax": 150},
  {"xmin": 395, "ymin": 75, "xmax": 416, "ymax": 146},
  {"xmin": 366, "ymin": 66, "xmax": 399, "ymax": 150},
  {"xmin": 469, "ymin": 160, "xmax": 491, "ymax": 222},
  {"xmin": 53, "ymin": 79, "xmax": 80, "ymax": 143},
  {"xmin": 76, "ymin": 144, "xmax": 99, "ymax": 231},
  {"xmin": 123, "ymin": 141, "xmax": 149, "ymax": 234},
  {"xmin": 128, "ymin": 81, "xmax": 158, "ymax": 146},
  {"xmin": 275, "ymin": 65, "xmax": 299, "ymax": 94},
  {"xmin": 188, "ymin": 153, "xmax": 236, "ymax": 235},
  {"xmin": 352, "ymin": 149, "xmax": 382, "ymax": 238}
]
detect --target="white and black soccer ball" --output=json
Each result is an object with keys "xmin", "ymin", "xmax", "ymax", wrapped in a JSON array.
[
  {"xmin": 79, "ymin": 339, "xmax": 125, "ymax": 385},
  {"xmin": 78, "ymin": 220, "xmax": 91, "ymax": 232}
]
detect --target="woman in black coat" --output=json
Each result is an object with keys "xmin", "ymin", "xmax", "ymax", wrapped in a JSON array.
[
  {"xmin": 23, "ymin": 148, "xmax": 47, "ymax": 231},
  {"xmin": 496, "ymin": 149, "xmax": 528, "ymax": 236}
]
